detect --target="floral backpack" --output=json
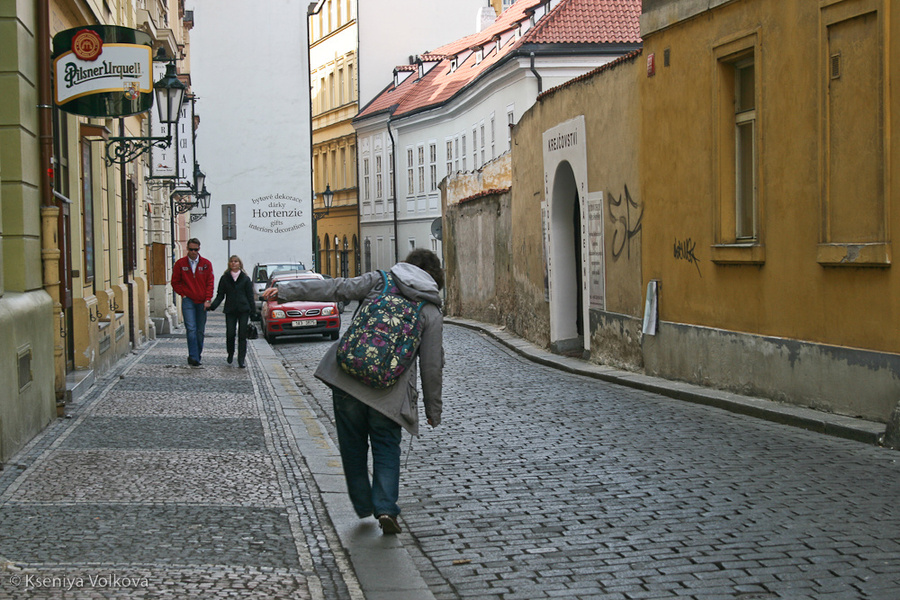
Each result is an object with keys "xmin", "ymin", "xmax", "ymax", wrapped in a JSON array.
[{"xmin": 336, "ymin": 271, "xmax": 425, "ymax": 388}]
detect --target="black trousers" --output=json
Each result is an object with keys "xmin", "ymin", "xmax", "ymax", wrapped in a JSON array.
[{"xmin": 225, "ymin": 311, "xmax": 250, "ymax": 363}]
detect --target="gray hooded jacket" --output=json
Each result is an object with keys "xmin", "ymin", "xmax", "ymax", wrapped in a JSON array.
[{"xmin": 274, "ymin": 262, "xmax": 443, "ymax": 435}]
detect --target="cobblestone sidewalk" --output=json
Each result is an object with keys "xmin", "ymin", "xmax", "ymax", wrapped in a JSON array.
[{"xmin": 0, "ymin": 313, "xmax": 362, "ymax": 599}]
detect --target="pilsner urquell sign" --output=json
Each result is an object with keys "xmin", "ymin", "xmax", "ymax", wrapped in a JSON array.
[{"xmin": 52, "ymin": 25, "xmax": 153, "ymax": 118}]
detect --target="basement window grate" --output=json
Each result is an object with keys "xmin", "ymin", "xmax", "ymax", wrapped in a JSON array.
[{"xmin": 18, "ymin": 348, "xmax": 32, "ymax": 391}]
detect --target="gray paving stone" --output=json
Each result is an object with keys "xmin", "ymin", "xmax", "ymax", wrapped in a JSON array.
[{"xmin": 276, "ymin": 318, "xmax": 900, "ymax": 600}]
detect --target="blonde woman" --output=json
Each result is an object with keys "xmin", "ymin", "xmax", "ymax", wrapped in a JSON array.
[{"xmin": 208, "ymin": 255, "xmax": 257, "ymax": 367}]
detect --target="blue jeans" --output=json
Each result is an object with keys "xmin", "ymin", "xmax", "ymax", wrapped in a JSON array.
[
  {"xmin": 332, "ymin": 387, "xmax": 402, "ymax": 518},
  {"xmin": 182, "ymin": 297, "xmax": 207, "ymax": 362}
]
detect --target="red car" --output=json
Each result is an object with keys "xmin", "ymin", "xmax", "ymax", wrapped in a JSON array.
[{"xmin": 260, "ymin": 272, "xmax": 341, "ymax": 343}]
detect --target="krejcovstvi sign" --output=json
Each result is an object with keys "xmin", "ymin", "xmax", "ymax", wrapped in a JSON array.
[{"xmin": 52, "ymin": 26, "xmax": 153, "ymax": 118}]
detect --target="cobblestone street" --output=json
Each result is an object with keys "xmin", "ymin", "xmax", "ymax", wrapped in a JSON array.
[{"xmin": 279, "ymin": 309, "xmax": 900, "ymax": 600}]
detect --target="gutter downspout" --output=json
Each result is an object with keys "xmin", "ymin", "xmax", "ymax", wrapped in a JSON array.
[
  {"xmin": 530, "ymin": 52, "xmax": 542, "ymax": 94},
  {"xmin": 120, "ymin": 117, "xmax": 134, "ymax": 347},
  {"xmin": 387, "ymin": 119, "xmax": 399, "ymax": 263},
  {"xmin": 307, "ymin": 2, "xmax": 319, "ymax": 271},
  {"xmin": 38, "ymin": 0, "xmax": 66, "ymax": 407}
]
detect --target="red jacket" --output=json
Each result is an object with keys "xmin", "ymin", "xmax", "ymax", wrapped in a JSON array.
[{"xmin": 171, "ymin": 255, "xmax": 215, "ymax": 304}]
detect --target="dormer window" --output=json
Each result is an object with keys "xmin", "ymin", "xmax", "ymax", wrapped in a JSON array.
[
  {"xmin": 449, "ymin": 56, "xmax": 458, "ymax": 72},
  {"xmin": 474, "ymin": 48, "xmax": 483, "ymax": 65},
  {"xmin": 494, "ymin": 36, "xmax": 502, "ymax": 54}
]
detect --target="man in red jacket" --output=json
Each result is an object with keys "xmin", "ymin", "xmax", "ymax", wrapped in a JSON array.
[{"xmin": 171, "ymin": 238, "xmax": 214, "ymax": 366}]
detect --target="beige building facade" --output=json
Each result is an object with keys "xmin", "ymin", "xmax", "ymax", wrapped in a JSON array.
[
  {"xmin": 0, "ymin": 0, "xmax": 195, "ymax": 460},
  {"xmin": 309, "ymin": 0, "xmax": 360, "ymax": 278}
]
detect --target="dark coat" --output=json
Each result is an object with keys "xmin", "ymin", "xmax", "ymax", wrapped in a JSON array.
[{"xmin": 209, "ymin": 271, "xmax": 256, "ymax": 316}]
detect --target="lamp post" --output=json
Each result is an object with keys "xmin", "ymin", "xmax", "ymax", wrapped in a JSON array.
[
  {"xmin": 312, "ymin": 184, "xmax": 335, "ymax": 273},
  {"xmin": 105, "ymin": 62, "xmax": 188, "ymax": 165}
]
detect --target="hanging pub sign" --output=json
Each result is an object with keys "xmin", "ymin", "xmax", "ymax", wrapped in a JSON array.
[{"xmin": 52, "ymin": 25, "xmax": 153, "ymax": 118}]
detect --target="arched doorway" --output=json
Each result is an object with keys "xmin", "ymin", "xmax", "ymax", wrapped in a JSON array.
[{"xmin": 549, "ymin": 160, "xmax": 586, "ymax": 356}]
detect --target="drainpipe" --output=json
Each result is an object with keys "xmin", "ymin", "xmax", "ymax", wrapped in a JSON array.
[
  {"xmin": 37, "ymin": 0, "xmax": 66, "ymax": 406},
  {"xmin": 387, "ymin": 119, "xmax": 399, "ymax": 263},
  {"xmin": 307, "ymin": 2, "xmax": 318, "ymax": 270},
  {"xmin": 530, "ymin": 52, "xmax": 542, "ymax": 94},
  {"xmin": 119, "ymin": 118, "xmax": 134, "ymax": 347}
]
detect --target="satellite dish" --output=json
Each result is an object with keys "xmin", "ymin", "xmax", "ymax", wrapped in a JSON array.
[{"xmin": 430, "ymin": 217, "xmax": 443, "ymax": 240}]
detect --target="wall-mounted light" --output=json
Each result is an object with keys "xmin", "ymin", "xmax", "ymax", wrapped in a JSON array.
[
  {"xmin": 313, "ymin": 184, "xmax": 334, "ymax": 221},
  {"xmin": 105, "ymin": 62, "xmax": 187, "ymax": 165}
]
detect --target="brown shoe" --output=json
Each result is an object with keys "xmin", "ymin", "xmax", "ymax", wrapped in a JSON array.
[{"xmin": 377, "ymin": 514, "xmax": 401, "ymax": 534}]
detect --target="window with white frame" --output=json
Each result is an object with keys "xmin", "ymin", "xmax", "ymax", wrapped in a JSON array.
[
  {"xmin": 388, "ymin": 150, "xmax": 394, "ymax": 199},
  {"xmin": 462, "ymin": 134, "xmax": 467, "ymax": 171},
  {"xmin": 407, "ymin": 148, "xmax": 415, "ymax": 195},
  {"xmin": 472, "ymin": 127, "xmax": 478, "ymax": 168},
  {"xmin": 375, "ymin": 154, "xmax": 383, "ymax": 200},
  {"xmin": 446, "ymin": 140, "xmax": 453, "ymax": 176},
  {"xmin": 480, "ymin": 123, "xmax": 485, "ymax": 165},
  {"xmin": 454, "ymin": 137, "xmax": 460, "ymax": 171},
  {"xmin": 429, "ymin": 143, "xmax": 437, "ymax": 191},
  {"xmin": 490, "ymin": 115, "xmax": 496, "ymax": 159},
  {"xmin": 417, "ymin": 145, "xmax": 425, "ymax": 194},
  {"xmin": 507, "ymin": 108, "xmax": 514, "ymax": 149},
  {"xmin": 362, "ymin": 157, "xmax": 370, "ymax": 201}
]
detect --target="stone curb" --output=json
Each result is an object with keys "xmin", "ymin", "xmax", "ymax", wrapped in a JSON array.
[{"xmin": 445, "ymin": 317, "xmax": 887, "ymax": 447}]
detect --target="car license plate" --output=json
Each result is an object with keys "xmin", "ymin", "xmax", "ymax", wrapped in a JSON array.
[{"xmin": 292, "ymin": 320, "xmax": 316, "ymax": 328}]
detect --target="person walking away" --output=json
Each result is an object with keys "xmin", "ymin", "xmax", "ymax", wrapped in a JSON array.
[
  {"xmin": 261, "ymin": 249, "xmax": 444, "ymax": 535},
  {"xmin": 171, "ymin": 238, "xmax": 214, "ymax": 366},
  {"xmin": 208, "ymin": 255, "xmax": 257, "ymax": 368}
]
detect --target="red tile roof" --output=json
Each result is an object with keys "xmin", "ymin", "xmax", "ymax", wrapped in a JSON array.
[
  {"xmin": 356, "ymin": 0, "xmax": 642, "ymax": 122},
  {"xmin": 525, "ymin": 0, "xmax": 641, "ymax": 44}
]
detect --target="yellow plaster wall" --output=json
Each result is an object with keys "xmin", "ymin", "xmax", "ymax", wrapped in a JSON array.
[{"xmin": 640, "ymin": 0, "xmax": 898, "ymax": 354}]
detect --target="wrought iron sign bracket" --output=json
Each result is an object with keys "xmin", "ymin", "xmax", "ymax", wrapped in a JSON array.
[{"xmin": 106, "ymin": 135, "xmax": 172, "ymax": 166}]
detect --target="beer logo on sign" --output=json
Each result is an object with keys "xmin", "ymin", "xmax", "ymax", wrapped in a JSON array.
[
  {"xmin": 72, "ymin": 29, "xmax": 103, "ymax": 61},
  {"xmin": 123, "ymin": 82, "xmax": 140, "ymax": 100}
]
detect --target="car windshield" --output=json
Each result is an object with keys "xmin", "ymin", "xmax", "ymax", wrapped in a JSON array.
[{"xmin": 255, "ymin": 263, "xmax": 305, "ymax": 283}]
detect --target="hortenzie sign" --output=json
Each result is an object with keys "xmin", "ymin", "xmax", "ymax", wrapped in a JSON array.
[{"xmin": 52, "ymin": 26, "xmax": 153, "ymax": 118}]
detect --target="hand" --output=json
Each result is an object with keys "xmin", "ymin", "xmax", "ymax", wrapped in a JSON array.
[
  {"xmin": 427, "ymin": 418, "xmax": 437, "ymax": 428},
  {"xmin": 261, "ymin": 287, "xmax": 278, "ymax": 301}
]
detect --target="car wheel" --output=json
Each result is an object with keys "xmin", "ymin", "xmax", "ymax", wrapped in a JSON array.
[
  {"xmin": 330, "ymin": 331, "xmax": 339, "ymax": 340},
  {"xmin": 265, "ymin": 330, "xmax": 275, "ymax": 344}
]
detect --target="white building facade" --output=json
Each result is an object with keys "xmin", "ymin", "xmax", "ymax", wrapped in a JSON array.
[
  {"xmin": 186, "ymin": 0, "xmax": 313, "ymax": 273},
  {"xmin": 356, "ymin": 0, "xmax": 641, "ymax": 271}
]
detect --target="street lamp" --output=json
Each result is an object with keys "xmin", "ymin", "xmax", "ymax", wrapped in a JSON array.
[
  {"xmin": 312, "ymin": 184, "xmax": 335, "ymax": 273},
  {"xmin": 193, "ymin": 164, "xmax": 206, "ymax": 193},
  {"xmin": 314, "ymin": 184, "xmax": 334, "ymax": 221},
  {"xmin": 105, "ymin": 61, "xmax": 188, "ymax": 165},
  {"xmin": 190, "ymin": 185, "xmax": 211, "ymax": 223}
]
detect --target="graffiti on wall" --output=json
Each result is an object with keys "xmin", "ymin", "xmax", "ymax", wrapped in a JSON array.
[
  {"xmin": 608, "ymin": 185, "xmax": 642, "ymax": 260},
  {"xmin": 673, "ymin": 237, "xmax": 701, "ymax": 276}
]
